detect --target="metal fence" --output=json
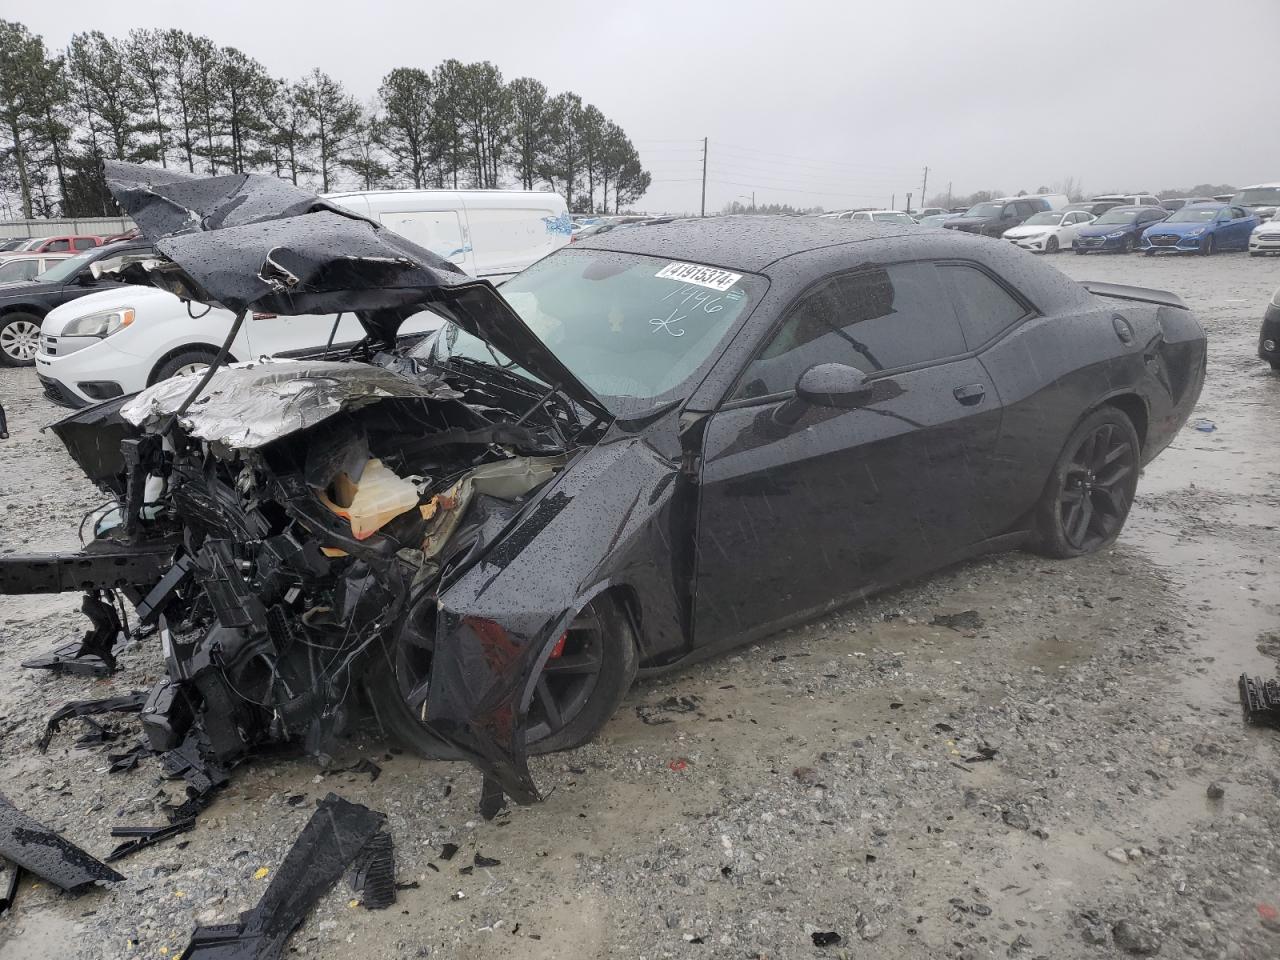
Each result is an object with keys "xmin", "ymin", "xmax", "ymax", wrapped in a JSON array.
[{"xmin": 0, "ymin": 216, "xmax": 136, "ymax": 238}]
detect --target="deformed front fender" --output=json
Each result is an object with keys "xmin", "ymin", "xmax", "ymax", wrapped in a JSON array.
[{"xmin": 423, "ymin": 434, "xmax": 685, "ymax": 802}]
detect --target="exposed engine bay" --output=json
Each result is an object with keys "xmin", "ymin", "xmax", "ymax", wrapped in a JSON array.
[{"xmin": 49, "ymin": 345, "xmax": 600, "ymax": 808}]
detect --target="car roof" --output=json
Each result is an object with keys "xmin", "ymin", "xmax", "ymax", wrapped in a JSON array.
[
  {"xmin": 571, "ymin": 215, "xmax": 928, "ymax": 273},
  {"xmin": 1184, "ymin": 201, "xmax": 1225, "ymax": 208},
  {"xmin": 1240, "ymin": 182, "xmax": 1280, "ymax": 189}
]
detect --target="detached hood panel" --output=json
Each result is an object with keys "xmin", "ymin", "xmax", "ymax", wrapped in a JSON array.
[{"xmin": 102, "ymin": 162, "xmax": 607, "ymax": 419}]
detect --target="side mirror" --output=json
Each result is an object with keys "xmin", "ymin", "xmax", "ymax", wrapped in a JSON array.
[
  {"xmin": 796, "ymin": 362, "xmax": 874, "ymax": 408},
  {"xmin": 771, "ymin": 363, "xmax": 880, "ymax": 428},
  {"xmin": 75, "ymin": 271, "xmax": 96, "ymax": 286}
]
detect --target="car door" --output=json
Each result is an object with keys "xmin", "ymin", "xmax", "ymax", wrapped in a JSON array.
[
  {"xmin": 1229, "ymin": 206, "xmax": 1252, "ymax": 247},
  {"xmin": 693, "ymin": 261, "xmax": 1002, "ymax": 648},
  {"xmin": 378, "ymin": 209, "xmax": 476, "ymax": 275}
]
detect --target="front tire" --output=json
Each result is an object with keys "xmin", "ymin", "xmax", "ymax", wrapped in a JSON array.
[
  {"xmin": 0, "ymin": 312, "xmax": 42, "ymax": 367},
  {"xmin": 151, "ymin": 347, "xmax": 220, "ymax": 384},
  {"xmin": 1119, "ymin": 236, "xmax": 1134, "ymax": 254},
  {"xmin": 366, "ymin": 594, "xmax": 638, "ymax": 759},
  {"xmin": 1046, "ymin": 236, "xmax": 1059, "ymax": 254},
  {"xmin": 1033, "ymin": 407, "xmax": 1140, "ymax": 559},
  {"xmin": 1200, "ymin": 234, "xmax": 1215, "ymax": 256}
]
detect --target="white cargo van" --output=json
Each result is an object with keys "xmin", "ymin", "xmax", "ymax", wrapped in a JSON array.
[
  {"xmin": 325, "ymin": 188, "xmax": 571, "ymax": 283},
  {"xmin": 35, "ymin": 189, "xmax": 570, "ymax": 408}
]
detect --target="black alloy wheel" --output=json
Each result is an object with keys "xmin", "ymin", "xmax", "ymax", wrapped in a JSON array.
[
  {"xmin": 366, "ymin": 594, "xmax": 637, "ymax": 758},
  {"xmin": 1046, "ymin": 236, "xmax": 1059, "ymax": 254},
  {"xmin": 1034, "ymin": 407, "xmax": 1140, "ymax": 558},
  {"xmin": 1120, "ymin": 236, "xmax": 1134, "ymax": 254}
]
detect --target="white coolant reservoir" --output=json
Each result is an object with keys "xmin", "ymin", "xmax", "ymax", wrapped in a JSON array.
[{"xmin": 318, "ymin": 458, "xmax": 420, "ymax": 540}]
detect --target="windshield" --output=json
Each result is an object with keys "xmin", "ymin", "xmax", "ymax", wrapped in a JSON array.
[
  {"xmin": 429, "ymin": 249, "xmax": 766, "ymax": 417},
  {"xmin": 1024, "ymin": 212, "xmax": 1063, "ymax": 226},
  {"xmin": 964, "ymin": 203, "xmax": 1001, "ymax": 218},
  {"xmin": 34, "ymin": 250, "xmax": 95, "ymax": 283},
  {"xmin": 1167, "ymin": 207, "xmax": 1220, "ymax": 223},
  {"xmin": 1095, "ymin": 210, "xmax": 1138, "ymax": 225},
  {"xmin": 1233, "ymin": 187, "xmax": 1280, "ymax": 206},
  {"xmin": 872, "ymin": 212, "xmax": 915, "ymax": 224}
]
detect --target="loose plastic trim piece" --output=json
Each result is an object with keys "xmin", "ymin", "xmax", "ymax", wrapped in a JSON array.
[
  {"xmin": 178, "ymin": 793, "xmax": 386, "ymax": 959},
  {"xmin": 0, "ymin": 792, "xmax": 123, "ymax": 892}
]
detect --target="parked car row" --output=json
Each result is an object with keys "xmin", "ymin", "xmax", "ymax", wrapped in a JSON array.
[{"xmin": 0, "ymin": 234, "xmax": 107, "ymax": 259}]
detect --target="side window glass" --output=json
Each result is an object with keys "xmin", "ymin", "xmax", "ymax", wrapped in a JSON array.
[
  {"xmin": 940, "ymin": 263, "xmax": 1029, "ymax": 350},
  {"xmin": 72, "ymin": 237, "xmax": 95, "ymax": 250},
  {"xmin": 1232, "ymin": 207, "xmax": 1246, "ymax": 219},
  {"xmin": 733, "ymin": 263, "xmax": 965, "ymax": 401},
  {"xmin": 47, "ymin": 238, "xmax": 69, "ymax": 252}
]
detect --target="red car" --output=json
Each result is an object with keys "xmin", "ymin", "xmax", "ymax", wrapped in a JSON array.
[{"xmin": 9, "ymin": 235, "xmax": 104, "ymax": 255}]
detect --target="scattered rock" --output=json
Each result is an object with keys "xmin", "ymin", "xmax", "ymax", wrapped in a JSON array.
[
  {"xmin": 1081, "ymin": 923, "xmax": 1108, "ymax": 946},
  {"xmin": 1001, "ymin": 810, "xmax": 1030, "ymax": 831},
  {"xmin": 932, "ymin": 610, "xmax": 984, "ymax": 631},
  {"xmin": 1105, "ymin": 847, "xmax": 1130, "ymax": 864},
  {"xmin": 1112, "ymin": 919, "xmax": 1161, "ymax": 955},
  {"xmin": 1206, "ymin": 781, "xmax": 1225, "ymax": 800}
]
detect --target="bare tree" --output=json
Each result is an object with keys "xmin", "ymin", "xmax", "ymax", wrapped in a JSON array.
[
  {"xmin": 507, "ymin": 77, "xmax": 547, "ymax": 191},
  {"xmin": 296, "ymin": 68, "xmax": 361, "ymax": 192},
  {"xmin": 377, "ymin": 67, "xmax": 433, "ymax": 188}
]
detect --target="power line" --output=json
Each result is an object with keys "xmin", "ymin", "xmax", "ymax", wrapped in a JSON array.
[
  {"xmin": 707, "ymin": 178, "xmax": 889, "ymax": 202},
  {"xmin": 706, "ymin": 165, "xmax": 910, "ymax": 190},
  {"xmin": 711, "ymin": 140, "xmax": 909, "ymax": 174}
]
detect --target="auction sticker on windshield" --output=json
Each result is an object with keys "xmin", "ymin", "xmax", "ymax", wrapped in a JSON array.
[{"xmin": 655, "ymin": 262, "xmax": 743, "ymax": 292}]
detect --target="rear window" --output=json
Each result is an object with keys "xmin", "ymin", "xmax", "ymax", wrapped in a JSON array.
[{"xmin": 940, "ymin": 264, "xmax": 1029, "ymax": 348}]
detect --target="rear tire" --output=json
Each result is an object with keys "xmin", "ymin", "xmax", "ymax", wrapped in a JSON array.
[
  {"xmin": 0, "ymin": 312, "xmax": 42, "ymax": 367},
  {"xmin": 151, "ymin": 347, "xmax": 219, "ymax": 384},
  {"xmin": 1033, "ymin": 407, "xmax": 1140, "ymax": 559},
  {"xmin": 365, "ymin": 594, "xmax": 638, "ymax": 759}
]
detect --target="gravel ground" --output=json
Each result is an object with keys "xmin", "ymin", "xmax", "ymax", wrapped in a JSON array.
[{"xmin": 1, "ymin": 251, "xmax": 1278, "ymax": 960}]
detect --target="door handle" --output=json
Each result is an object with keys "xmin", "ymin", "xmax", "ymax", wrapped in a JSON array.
[{"xmin": 953, "ymin": 383, "xmax": 986, "ymax": 406}]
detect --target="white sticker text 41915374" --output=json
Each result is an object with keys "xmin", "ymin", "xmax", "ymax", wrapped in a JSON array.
[{"xmin": 654, "ymin": 262, "xmax": 743, "ymax": 292}]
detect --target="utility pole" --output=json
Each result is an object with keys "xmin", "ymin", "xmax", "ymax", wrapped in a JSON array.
[
  {"xmin": 905, "ymin": 192, "xmax": 912, "ymax": 214},
  {"xmin": 891, "ymin": 193, "xmax": 895, "ymax": 210},
  {"xmin": 947, "ymin": 181, "xmax": 952, "ymax": 208},
  {"xmin": 921, "ymin": 165, "xmax": 929, "ymax": 208},
  {"xmin": 700, "ymin": 137, "xmax": 707, "ymax": 218}
]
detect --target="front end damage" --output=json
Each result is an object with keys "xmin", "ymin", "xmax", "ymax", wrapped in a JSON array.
[{"xmin": 1, "ymin": 162, "xmax": 618, "ymax": 807}]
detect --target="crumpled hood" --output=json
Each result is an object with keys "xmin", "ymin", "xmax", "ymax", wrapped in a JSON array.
[
  {"xmin": 101, "ymin": 161, "xmax": 608, "ymax": 420},
  {"xmin": 119, "ymin": 358, "xmax": 461, "ymax": 449}
]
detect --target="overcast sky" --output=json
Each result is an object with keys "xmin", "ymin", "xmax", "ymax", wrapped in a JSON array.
[{"xmin": 14, "ymin": 0, "xmax": 1280, "ymax": 213}]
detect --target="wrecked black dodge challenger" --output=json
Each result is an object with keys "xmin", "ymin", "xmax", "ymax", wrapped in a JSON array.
[{"xmin": 0, "ymin": 163, "xmax": 1206, "ymax": 807}]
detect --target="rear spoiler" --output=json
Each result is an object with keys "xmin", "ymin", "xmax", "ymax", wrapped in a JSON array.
[{"xmin": 1081, "ymin": 281, "xmax": 1187, "ymax": 310}]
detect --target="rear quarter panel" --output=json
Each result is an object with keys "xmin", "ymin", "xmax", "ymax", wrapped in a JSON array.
[{"xmin": 977, "ymin": 300, "xmax": 1170, "ymax": 523}]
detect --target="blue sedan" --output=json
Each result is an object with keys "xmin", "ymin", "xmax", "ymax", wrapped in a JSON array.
[
  {"xmin": 1073, "ymin": 206, "xmax": 1169, "ymax": 254},
  {"xmin": 1141, "ymin": 202, "xmax": 1259, "ymax": 255}
]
